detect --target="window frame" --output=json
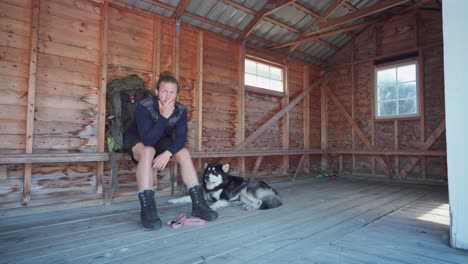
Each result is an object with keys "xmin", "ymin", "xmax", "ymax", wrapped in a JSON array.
[
  {"xmin": 244, "ymin": 56, "xmax": 286, "ymax": 97},
  {"xmin": 374, "ymin": 59, "xmax": 420, "ymax": 120}
]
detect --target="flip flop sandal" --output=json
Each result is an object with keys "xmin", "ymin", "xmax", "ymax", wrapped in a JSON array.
[{"xmin": 167, "ymin": 214, "xmax": 206, "ymax": 229}]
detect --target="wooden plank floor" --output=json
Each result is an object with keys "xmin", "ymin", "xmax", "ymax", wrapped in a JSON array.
[{"xmin": 1, "ymin": 177, "xmax": 467, "ymax": 264}]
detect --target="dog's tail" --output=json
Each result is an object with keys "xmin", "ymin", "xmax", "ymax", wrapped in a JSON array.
[{"xmin": 259, "ymin": 195, "xmax": 282, "ymax": 209}]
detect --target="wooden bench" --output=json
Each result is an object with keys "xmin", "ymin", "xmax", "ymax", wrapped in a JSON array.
[
  {"xmin": 0, "ymin": 148, "xmax": 446, "ymax": 208},
  {"xmin": 0, "ymin": 153, "xmax": 110, "ymax": 207}
]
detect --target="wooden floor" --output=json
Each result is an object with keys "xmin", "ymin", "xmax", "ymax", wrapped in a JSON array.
[{"xmin": 1, "ymin": 177, "xmax": 467, "ymax": 264}]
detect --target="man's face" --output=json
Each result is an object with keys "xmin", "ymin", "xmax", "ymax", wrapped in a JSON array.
[{"xmin": 156, "ymin": 82, "xmax": 178, "ymax": 103}]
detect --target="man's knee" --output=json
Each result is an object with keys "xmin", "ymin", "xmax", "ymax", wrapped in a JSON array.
[
  {"xmin": 173, "ymin": 148, "xmax": 191, "ymax": 161},
  {"xmin": 136, "ymin": 145, "xmax": 156, "ymax": 160}
]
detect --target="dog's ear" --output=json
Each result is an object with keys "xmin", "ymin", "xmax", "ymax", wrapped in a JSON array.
[
  {"xmin": 204, "ymin": 162, "xmax": 208, "ymax": 169},
  {"xmin": 222, "ymin": 163, "xmax": 230, "ymax": 173}
]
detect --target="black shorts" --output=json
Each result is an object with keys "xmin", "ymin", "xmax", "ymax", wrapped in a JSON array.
[{"xmin": 129, "ymin": 136, "xmax": 173, "ymax": 164}]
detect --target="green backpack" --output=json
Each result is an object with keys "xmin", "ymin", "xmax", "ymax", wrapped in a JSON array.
[{"xmin": 106, "ymin": 74, "xmax": 154, "ymax": 152}]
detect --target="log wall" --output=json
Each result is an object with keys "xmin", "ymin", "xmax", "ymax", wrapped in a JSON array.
[
  {"xmin": 0, "ymin": 0, "xmax": 320, "ymax": 208},
  {"xmin": 324, "ymin": 9, "xmax": 445, "ymax": 182}
]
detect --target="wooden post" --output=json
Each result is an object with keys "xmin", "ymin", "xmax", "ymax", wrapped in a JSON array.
[
  {"xmin": 97, "ymin": 0, "xmax": 109, "ymax": 196},
  {"xmin": 351, "ymin": 41, "xmax": 356, "ymax": 173},
  {"xmin": 282, "ymin": 65, "xmax": 290, "ymax": 175},
  {"xmin": 418, "ymin": 48, "xmax": 426, "ymax": 179},
  {"xmin": 238, "ymin": 44, "xmax": 245, "ymax": 176},
  {"xmin": 194, "ymin": 31, "xmax": 203, "ymax": 170},
  {"xmin": 251, "ymin": 156, "xmax": 263, "ymax": 178},
  {"xmin": 174, "ymin": 18, "xmax": 180, "ymax": 79},
  {"xmin": 152, "ymin": 18, "xmax": 161, "ymax": 89},
  {"xmin": 303, "ymin": 64, "xmax": 310, "ymax": 173},
  {"xmin": 394, "ymin": 120, "xmax": 399, "ymax": 179},
  {"xmin": 320, "ymin": 82, "xmax": 328, "ymax": 171},
  {"xmin": 22, "ymin": 0, "xmax": 40, "ymax": 205},
  {"xmin": 292, "ymin": 154, "xmax": 305, "ymax": 181}
]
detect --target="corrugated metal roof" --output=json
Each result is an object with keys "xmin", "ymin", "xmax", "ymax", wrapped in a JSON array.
[{"xmin": 113, "ymin": 0, "xmax": 436, "ymax": 66}]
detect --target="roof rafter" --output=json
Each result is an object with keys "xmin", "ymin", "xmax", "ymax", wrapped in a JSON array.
[
  {"xmin": 317, "ymin": 0, "xmax": 411, "ymax": 31},
  {"xmin": 241, "ymin": 0, "xmax": 296, "ymax": 39},
  {"xmin": 144, "ymin": 0, "xmax": 175, "ymax": 11},
  {"xmin": 286, "ymin": 0, "xmax": 411, "ymax": 52},
  {"xmin": 222, "ymin": 0, "xmax": 256, "ymax": 15},
  {"xmin": 263, "ymin": 16, "xmax": 300, "ymax": 33},
  {"xmin": 288, "ymin": 0, "xmax": 345, "ymax": 53},
  {"xmin": 173, "ymin": 0, "xmax": 190, "ymax": 18},
  {"xmin": 270, "ymin": 18, "xmax": 379, "ymax": 49},
  {"xmin": 290, "ymin": 2, "xmax": 319, "ymax": 18}
]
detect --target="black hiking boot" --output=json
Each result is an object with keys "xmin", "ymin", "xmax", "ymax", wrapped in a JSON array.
[
  {"xmin": 138, "ymin": 190, "xmax": 162, "ymax": 230},
  {"xmin": 189, "ymin": 185, "xmax": 218, "ymax": 221}
]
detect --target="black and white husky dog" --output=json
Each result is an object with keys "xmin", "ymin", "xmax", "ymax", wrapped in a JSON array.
[{"xmin": 168, "ymin": 163, "xmax": 282, "ymax": 211}]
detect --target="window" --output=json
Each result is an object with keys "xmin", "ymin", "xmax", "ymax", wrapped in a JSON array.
[
  {"xmin": 375, "ymin": 61, "xmax": 418, "ymax": 118},
  {"xmin": 244, "ymin": 58, "xmax": 284, "ymax": 93}
]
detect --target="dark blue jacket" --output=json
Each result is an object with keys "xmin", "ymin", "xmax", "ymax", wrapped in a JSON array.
[{"xmin": 125, "ymin": 96, "xmax": 187, "ymax": 155}]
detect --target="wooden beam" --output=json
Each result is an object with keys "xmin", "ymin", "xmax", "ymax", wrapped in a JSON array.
[
  {"xmin": 263, "ymin": 16, "xmax": 300, "ymax": 33},
  {"xmin": 303, "ymin": 65, "xmax": 310, "ymax": 172},
  {"xmin": 317, "ymin": 39, "xmax": 339, "ymax": 50},
  {"xmin": 320, "ymin": 82, "xmax": 328, "ymax": 170},
  {"xmin": 251, "ymin": 156, "xmax": 263, "ymax": 178},
  {"xmin": 271, "ymin": 19, "xmax": 376, "ymax": 49},
  {"xmin": 235, "ymin": 77, "xmax": 323, "ymax": 149},
  {"xmin": 290, "ymin": 2, "xmax": 319, "ymax": 18},
  {"xmin": 317, "ymin": 0, "xmax": 410, "ymax": 31},
  {"xmin": 194, "ymin": 31, "xmax": 203, "ymax": 172},
  {"xmin": 325, "ymin": 84, "xmax": 390, "ymax": 176},
  {"xmin": 96, "ymin": 0, "xmax": 109, "ymax": 195},
  {"xmin": 173, "ymin": 0, "xmax": 190, "ymax": 18},
  {"xmin": 23, "ymin": 0, "xmax": 40, "ymax": 205},
  {"xmin": 292, "ymin": 154, "xmax": 305, "ymax": 180},
  {"xmin": 288, "ymin": 0, "xmax": 344, "ymax": 52},
  {"xmin": 222, "ymin": 0, "xmax": 256, "ymax": 15},
  {"xmin": 400, "ymin": 120, "xmax": 446, "ymax": 178},
  {"xmin": 242, "ymin": 0, "xmax": 296, "ymax": 39},
  {"xmin": 342, "ymin": 1, "xmax": 358, "ymax": 11},
  {"xmin": 183, "ymin": 12, "xmax": 242, "ymax": 35},
  {"xmin": 315, "ymin": 0, "xmax": 345, "ymax": 25},
  {"xmin": 238, "ymin": 42, "xmax": 246, "ymax": 176},
  {"xmin": 282, "ymin": 65, "xmax": 290, "ymax": 174},
  {"xmin": 144, "ymin": 0, "xmax": 175, "ymax": 11},
  {"xmin": 0, "ymin": 153, "xmax": 110, "ymax": 164},
  {"xmin": 152, "ymin": 18, "xmax": 161, "ymax": 89},
  {"xmin": 195, "ymin": 31, "xmax": 203, "ymax": 152}
]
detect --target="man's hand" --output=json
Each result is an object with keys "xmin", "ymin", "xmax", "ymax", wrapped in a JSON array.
[
  {"xmin": 152, "ymin": 150, "xmax": 172, "ymax": 170},
  {"xmin": 159, "ymin": 99, "xmax": 175, "ymax": 118}
]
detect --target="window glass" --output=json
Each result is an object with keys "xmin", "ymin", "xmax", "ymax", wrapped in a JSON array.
[
  {"xmin": 244, "ymin": 59, "xmax": 284, "ymax": 93},
  {"xmin": 375, "ymin": 61, "xmax": 418, "ymax": 118}
]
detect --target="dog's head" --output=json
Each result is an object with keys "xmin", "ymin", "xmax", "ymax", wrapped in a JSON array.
[{"xmin": 203, "ymin": 163, "xmax": 230, "ymax": 191}]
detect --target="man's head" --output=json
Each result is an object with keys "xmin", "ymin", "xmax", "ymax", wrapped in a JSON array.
[{"xmin": 156, "ymin": 71, "xmax": 179, "ymax": 103}]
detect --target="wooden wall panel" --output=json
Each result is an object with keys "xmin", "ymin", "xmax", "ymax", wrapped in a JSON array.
[
  {"xmin": 34, "ymin": 0, "xmax": 100, "ymax": 153},
  {"xmin": 353, "ymin": 27, "xmax": 374, "ymax": 61},
  {"xmin": 178, "ymin": 27, "xmax": 198, "ymax": 149},
  {"xmin": 376, "ymin": 15, "xmax": 416, "ymax": 56},
  {"xmin": 202, "ymin": 35, "xmax": 238, "ymax": 150},
  {"xmin": 288, "ymin": 61, "xmax": 305, "ymax": 149},
  {"xmin": 0, "ymin": 0, "xmax": 321, "ymax": 208},
  {"xmin": 325, "ymin": 10, "xmax": 445, "ymax": 182},
  {"xmin": 107, "ymin": 6, "xmax": 154, "ymax": 86},
  {"xmin": 0, "ymin": 0, "xmax": 32, "ymax": 153}
]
